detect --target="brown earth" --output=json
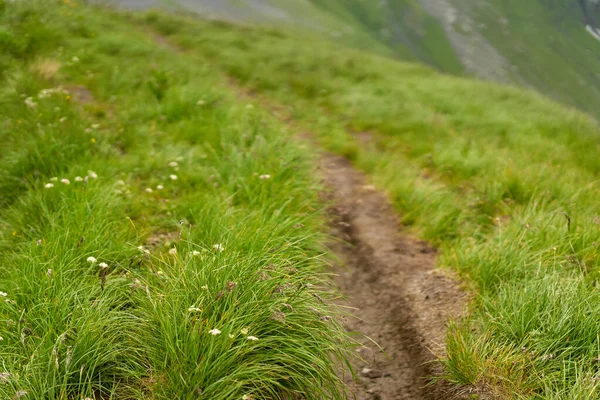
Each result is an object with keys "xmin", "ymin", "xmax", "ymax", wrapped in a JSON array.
[{"xmin": 321, "ymin": 154, "xmax": 466, "ymax": 400}]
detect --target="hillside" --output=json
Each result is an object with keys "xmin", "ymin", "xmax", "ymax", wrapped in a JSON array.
[
  {"xmin": 147, "ymin": 9, "xmax": 600, "ymax": 397},
  {"xmin": 113, "ymin": 0, "xmax": 600, "ymax": 120},
  {"xmin": 4, "ymin": 0, "xmax": 600, "ymax": 399}
]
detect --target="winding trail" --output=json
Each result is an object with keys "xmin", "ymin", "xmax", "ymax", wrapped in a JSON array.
[
  {"xmin": 148, "ymin": 31, "xmax": 467, "ymax": 399},
  {"xmin": 321, "ymin": 154, "xmax": 465, "ymax": 400}
]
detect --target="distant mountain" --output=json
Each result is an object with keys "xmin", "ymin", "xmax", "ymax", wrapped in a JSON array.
[
  {"xmin": 443, "ymin": 0, "xmax": 600, "ymax": 119},
  {"xmin": 111, "ymin": 0, "xmax": 600, "ymax": 119}
]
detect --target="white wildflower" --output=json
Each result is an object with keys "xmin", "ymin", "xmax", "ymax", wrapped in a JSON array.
[
  {"xmin": 168, "ymin": 248, "xmax": 177, "ymax": 255},
  {"xmin": 246, "ymin": 336, "xmax": 259, "ymax": 341},
  {"xmin": 38, "ymin": 87, "xmax": 68, "ymax": 99},
  {"xmin": 59, "ymin": 117, "xmax": 67, "ymax": 123},
  {"xmin": 0, "ymin": 372, "xmax": 11, "ymax": 382},
  {"xmin": 87, "ymin": 170, "xmax": 98, "ymax": 179},
  {"xmin": 192, "ymin": 250, "xmax": 201, "ymax": 256},
  {"xmin": 208, "ymin": 329, "xmax": 221, "ymax": 336},
  {"xmin": 229, "ymin": 334, "xmax": 235, "ymax": 339},
  {"xmin": 138, "ymin": 246, "xmax": 150, "ymax": 254},
  {"xmin": 169, "ymin": 174, "xmax": 178, "ymax": 181},
  {"xmin": 47, "ymin": 269, "xmax": 52, "ymax": 278},
  {"xmin": 213, "ymin": 244, "xmax": 224, "ymax": 252},
  {"xmin": 44, "ymin": 183, "xmax": 54, "ymax": 189},
  {"xmin": 188, "ymin": 306, "xmax": 201, "ymax": 312},
  {"xmin": 156, "ymin": 184, "xmax": 164, "ymax": 190},
  {"xmin": 50, "ymin": 177, "xmax": 58, "ymax": 182},
  {"xmin": 24, "ymin": 97, "xmax": 38, "ymax": 109},
  {"xmin": 98, "ymin": 262, "xmax": 108, "ymax": 269},
  {"xmin": 240, "ymin": 328, "xmax": 249, "ymax": 335},
  {"xmin": 60, "ymin": 178, "xmax": 70, "ymax": 185},
  {"xmin": 74, "ymin": 176, "xmax": 83, "ymax": 182},
  {"xmin": 168, "ymin": 161, "xmax": 178, "ymax": 168},
  {"xmin": 145, "ymin": 188, "xmax": 153, "ymax": 193},
  {"xmin": 201, "ymin": 285, "xmax": 208, "ymax": 290},
  {"xmin": 0, "ymin": 292, "xmax": 6, "ymax": 297},
  {"xmin": 86, "ymin": 256, "xmax": 97, "ymax": 264},
  {"xmin": 259, "ymin": 174, "xmax": 271, "ymax": 180},
  {"xmin": 0, "ymin": 337, "xmax": 3, "ymax": 341}
]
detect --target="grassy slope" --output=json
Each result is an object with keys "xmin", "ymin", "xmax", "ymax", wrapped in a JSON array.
[
  {"xmin": 308, "ymin": 0, "xmax": 464, "ymax": 74},
  {"xmin": 0, "ymin": 1, "xmax": 350, "ymax": 398},
  {"xmin": 452, "ymin": 0, "xmax": 600, "ymax": 119},
  {"xmin": 142, "ymin": 0, "xmax": 463, "ymax": 74},
  {"xmin": 144, "ymin": 11, "xmax": 600, "ymax": 399},
  {"xmin": 154, "ymin": 0, "xmax": 600, "ymax": 122}
]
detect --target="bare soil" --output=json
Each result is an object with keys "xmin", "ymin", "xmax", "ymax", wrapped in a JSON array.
[{"xmin": 321, "ymin": 154, "xmax": 465, "ymax": 400}]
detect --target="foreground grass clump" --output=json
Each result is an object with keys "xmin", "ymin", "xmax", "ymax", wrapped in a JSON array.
[
  {"xmin": 0, "ymin": 1, "xmax": 350, "ymax": 398},
  {"xmin": 139, "ymin": 12, "xmax": 600, "ymax": 398}
]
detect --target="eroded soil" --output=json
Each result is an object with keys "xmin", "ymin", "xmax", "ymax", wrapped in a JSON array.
[{"xmin": 321, "ymin": 154, "xmax": 465, "ymax": 400}]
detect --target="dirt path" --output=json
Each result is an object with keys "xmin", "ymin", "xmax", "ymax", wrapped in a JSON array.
[
  {"xmin": 321, "ymin": 154, "xmax": 465, "ymax": 400},
  {"xmin": 147, "ymin": 29, "xmax": 467, "ymax": 400}
]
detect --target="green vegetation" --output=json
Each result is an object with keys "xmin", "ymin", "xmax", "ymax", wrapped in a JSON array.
[
  {"xmin": 453, "ymin": 0, "xmax": 600, "ymax": 118},
  {"xmin": 308, "ymin": 0, "xmax": 464, "ymax": 74},
  {"xmin": 5, "ymin": 0, "xmax": 600, "ymax": 398},
  {"xmin": 143, "ymin": 10, "xmax": 600, "ymax": 398},
  {"xmin": 0, "ymin": 1, "xmax": 350, "ymax": 398},
  {"xmin": 150, "ymin": 0, "xmax": 463, "ymax": 75}
]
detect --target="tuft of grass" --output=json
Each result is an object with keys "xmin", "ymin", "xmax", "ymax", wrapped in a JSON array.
[{"xmin": 0, "ymin": 1, "xmax": 351, "ymax": 399}]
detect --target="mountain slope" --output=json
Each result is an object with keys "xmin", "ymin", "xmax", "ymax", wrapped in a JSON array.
[
  {"xmin": 144, "ymin": 9, "xmax": 600, "ymax": 398},
  {"xmin": 444, "ymin": 0, "xmax": 600, "ymax": 119},
  {"xmin": 113, "ymin": 0, "xmax": 600, "ymax": 120}
]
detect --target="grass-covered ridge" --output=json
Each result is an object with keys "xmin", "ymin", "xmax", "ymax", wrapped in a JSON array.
[
  {"xmin": 0, "ymin": 1, "xmax": 351, "ymax": 398},
  {"xmin": 141, "ymin": 11, "xmax": 600, "ymax": 398}
]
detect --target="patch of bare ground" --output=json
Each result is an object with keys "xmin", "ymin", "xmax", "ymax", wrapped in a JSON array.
[
  {"xmin": 66, "ymin": 85, "xmax": 95, "ymax": 104},
  {"xmin": 322, "ymin": 154, "xmax": 466, "ymax": 400}
]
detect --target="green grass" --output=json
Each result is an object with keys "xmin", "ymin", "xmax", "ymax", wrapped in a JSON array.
[
  {"xmin": 308, "ymin": 0, "xmax": 464, "ymax": 74},
  {"xmin": 6, "ymin": 0, "xmax": 600, "ymax": 398},
  {"xmin": 138, "ymin": 10, "xmax": 600, "ymax": 398},
  {"xmin": 452, "ymin": 0, "xmax": 600, "ymax": 119},
  {"xmin": 150, "ymin": 0, "xmax": 463, "ymax": 75},
  {"xmin": 0, "ymin": 1, "xmax": 351, "ymax": 398}
]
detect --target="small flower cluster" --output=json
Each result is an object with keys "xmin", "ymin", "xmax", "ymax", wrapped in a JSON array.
[
  {"xmin": 24, "ymin": 97, "xmax": 38, "ymax": 109},
  {"xmin": 143, "ymin": 162, "xmax": 182, "ymax": 194},
  {"xmin": 84, "ymin": 124, "xmax": 101, "ymax": 134},
  {"xmin": 86, "ymin": 257, "xmax": 108, "ymax": 268},
  {"xmin": 44, "ymin": 171, "xmax": 97, "ymax": 189},
  {"xmin": 206, "ymin": 326, "xmax": 259, "ymax": 342},
  {"xmin": 137, "ymin": 246, "xmax": 150, "ymax": 254},
  {"xmin": 213, "ymin": 244, "xmax": 225, "ymax": 252},
  {"xmin": 38, "ymin": 87, "xmax": 69, "ymax": 99}
]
